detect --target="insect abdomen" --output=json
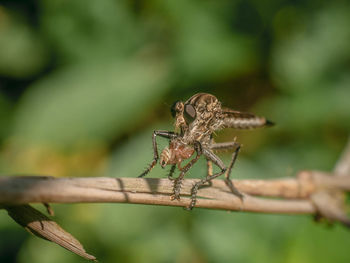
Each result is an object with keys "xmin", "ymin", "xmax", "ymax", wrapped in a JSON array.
[{"xmin": 220, "ymin": 109, "xmax": 274, "ymax": 129}]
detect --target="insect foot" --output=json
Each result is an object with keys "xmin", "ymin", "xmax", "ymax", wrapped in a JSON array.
[
  {"xmin": 225, "ymin": 179, "xmax": 244, "ymax": 201},
  {"xmin": 171, "ymin": 174, "xmax": 184, "ymax": 201},
  {"xmin": 186, "ymin": 180, "xmax": 205, "ymax": 210}
]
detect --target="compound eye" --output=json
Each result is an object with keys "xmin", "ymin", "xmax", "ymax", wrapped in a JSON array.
[{"xmin": 184, "ymin": 104, "xmax": 196, "ymax": 124}]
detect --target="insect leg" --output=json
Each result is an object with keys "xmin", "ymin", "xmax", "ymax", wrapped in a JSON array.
[
  {"xmin": 210, "ymin": 142, "xmax": 243, "ymax": 199},
  {"xmin": 171, "ymin": 142, "xmax": 202, "ymax": 201},
  {"xmin": 187, "ymin": 148, "xmax": 227, "ymax": 210},
  {"xmin": 210, "ymin": 141, "xmax": 241, "ymax": 179},
  {"xmin": 206, "ymin": 137, "xmax": 214, "ymax": 177},
  {"xmin": 206, "ymin": 159, "xmax": 213, "ymax": 177},
  {"xmin": 139, "ymin": 130, "xmax": 177, "ymax": 178},
  {"xmin": 171, "ymin": 172, "xmax": 185, "ymax": 201},
  {"xmin": 167, "ymin": 165, "xmax": 176, "ymax": 181}
]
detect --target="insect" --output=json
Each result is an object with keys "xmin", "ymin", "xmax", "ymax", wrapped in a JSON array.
[{"xmin": 139, "ymin": 93, "xmax": 274, "ymax": 210}]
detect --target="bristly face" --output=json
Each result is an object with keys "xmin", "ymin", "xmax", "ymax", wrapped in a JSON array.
[{"xmin": 170, "ymin": 99, "xmax": 197, "ymax": 133}]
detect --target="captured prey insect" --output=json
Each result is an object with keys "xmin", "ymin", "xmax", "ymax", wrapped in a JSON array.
[{"xmin": 139, "ymin": 93, "xmax": 274, "ymax": 210}]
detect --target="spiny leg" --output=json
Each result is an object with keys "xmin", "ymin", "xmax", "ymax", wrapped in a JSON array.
[
  {"xmin": 211, "ymin": 142, "xmax": 241, "ymax": 180},
  {"xmin": 187, "ymin": 147, "xmax": 227, "ymax": 210},
  {"xmin": 171, "ymin": 172, "xmax": 185, "ymax": 201},
  {"xmin": 210, "ymin": 142, "xmax": 243, "ymax": 199},
  {"xmin": 167, "ymin": 164, "xmax": 176, "ymax": 181},
  {"xmin": 139, "ymin": 130, "xmax": 177, "ymax": 178},
  {"xmin": 224, "ymin": 145, "xmax": 243, "ymax": 198},
  {"xmin": 171, "ymin": 142, "xmax": 202, "ymax": 201}
]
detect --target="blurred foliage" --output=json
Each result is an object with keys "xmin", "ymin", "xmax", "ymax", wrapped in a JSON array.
[{"xmin": 0, "ymin": 0, "xmax": 349, "ymax": 262}]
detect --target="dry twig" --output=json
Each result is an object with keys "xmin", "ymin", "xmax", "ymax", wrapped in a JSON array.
[{"xmin": 0, "ymin": 172, "xmax": 348, "ymax": 214}]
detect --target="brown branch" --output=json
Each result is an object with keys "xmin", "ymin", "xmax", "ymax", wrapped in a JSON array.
[{"xmin": 0, "ymin": 172, "xmax": 349, "ymax": 214}]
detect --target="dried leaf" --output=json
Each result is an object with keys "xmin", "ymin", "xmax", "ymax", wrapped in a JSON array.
[{"xmin": 5, "ymin": 205, "xmax": 97, "ymax": 261}]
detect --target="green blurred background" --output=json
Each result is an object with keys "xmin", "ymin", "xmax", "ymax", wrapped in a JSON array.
[{"xmin": 0, "ymin": 0, "xmax": 349, "ymax": 262}]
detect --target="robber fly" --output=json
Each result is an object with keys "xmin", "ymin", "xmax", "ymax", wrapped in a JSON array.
[{"xmin": 139, "ymin": 93, "xmax": 274, "ymax": 210}]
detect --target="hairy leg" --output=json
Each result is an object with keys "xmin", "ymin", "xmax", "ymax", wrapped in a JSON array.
[
  {"xmin": 167, "ymin": 165, "xmax": 176, "ymax": 181},
  {"xmin": 139, "ymin": 130, "xmax": 177, "ymax": 178},
  {"xmin": 210, "ymin": 141, "xmax": 243, "ymax": 199},
  {"xmin": 187, "ymin": 147, "xmax": 227, "ymax": 210},
  {"xmin": 188, "ymin": 142, "xmax": 244, "ymax": 210},
  {"xmin": 210, "ymin": 141, "xmax": 240, "ymax": 180}
]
